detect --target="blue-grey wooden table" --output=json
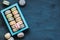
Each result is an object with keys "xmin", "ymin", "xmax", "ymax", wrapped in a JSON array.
[{"xmin": 0, "ymin": 0, "xmax": 60, "ymax": 40}]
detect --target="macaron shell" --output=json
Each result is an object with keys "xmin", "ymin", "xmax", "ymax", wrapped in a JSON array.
[
  {"xmin": 14, "ymin": 14, "xmax": 20, "ymax": 18},
  {"xmin": 10, "ymin": 21, "xmax": 16, "ymax": 25},
  {"xmin": 5, "ymin": 10, "xmax": 11, "ymax": 15},
  {"xmin": 18, "ymin": 21, "xmax": 23, "ymax": 25},
  {"xmin": 14, "ymin": 23, "xmax": 21, "ymax": 29},
  {"xmin": 11, "ymin": 7, "xmax": 16, "ymax": 12},
  {"xmin": 12, "ymin": 10, "xmax": 18, "ymax": 15},
  {"xmin": 6, "ymin": 14, "xmax": 12, "ymax": 18},
  {"xmin": 3, "ymin": 0, "xmax": 10, "ymax": 6},
  {"xmin": 19, "ymin": 0, "xmax": 26, "ymax": 6},
  {"xmin": 13, "ymin": 28, "xmax": 18, "ymax": 32},
  {"xmin": 15, "ymin": 17, "xmax": 21, "ymax": 20},
  {"xmin": 8, "ymin": 17, "xmax": 14, "ymax": 21},
  {"xmin": 16, "ymin": 18, "xmax": 21, "ymax": 22},
  {"xmin": 11, "ymin": 25, "xmax": 16, "ymax": 29},
  {"xmin": 8, "ymin": 37, "xmax": 14, "ymax": 40},
  {"xmin": 20, "ymin": 24, "xmax": 24, "ymax": 28},
  {"xmin": 4, "ymin": 33, "xmax": 11, "ymax": 39},
  {"xmin": 17, "ymin": 32, "xmax": 24, "ymax": 38}
]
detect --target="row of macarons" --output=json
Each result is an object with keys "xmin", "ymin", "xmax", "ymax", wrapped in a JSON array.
[{"xmin": 5, "ymin": 7, "xmax": 18, "ymax": 15}]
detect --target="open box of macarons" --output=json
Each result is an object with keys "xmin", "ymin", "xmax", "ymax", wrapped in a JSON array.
[{"xmin": 1, "ymin": 3, "xmax": 29, "ymax": 36}]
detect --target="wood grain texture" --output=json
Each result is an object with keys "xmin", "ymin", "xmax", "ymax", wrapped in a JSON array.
[{"xmin": 0, "ymin": 0, "xmax": 60, "ymax": 40}]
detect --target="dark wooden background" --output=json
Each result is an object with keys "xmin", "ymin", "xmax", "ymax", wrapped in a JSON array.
[{"xmin": 0, "ymin": 0, "xmax": 60, "ymax": 40}]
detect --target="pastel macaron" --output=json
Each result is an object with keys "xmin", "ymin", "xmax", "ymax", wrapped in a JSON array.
[
  {"xmin": 8, "ymin": 17, "xmax": 14, "ymax": 21},
  {"xmin": 10, "ymin": 21, "xmax": 16, "ymax": 25},
  {"xmin": 20, "ymin": 24, "xmax": 24, "ymax": 28},
  {"xmin": 8, "ymin": 37, "xmax": 14, "ymax": 40},
  {"xmin": 6, "ymin": 14, "xmax": 12, "ymax": 18},
  {"xmin": 15, "ymin": 17, "xmax": 21, "ymax": 22},
  {"xmin": 12, "ymin": 23, "xmax": 21, "ymax": 31},
  {"xmin": 11, "ymin": 25, "xmax": 16, "ymax": 29},
  {"xmin": 19, "ymin": 0, "xmax": 26, "ymax": 6},
  {"xmin": 11, "ymin": 7, "xmax": 16, "ymax": 12},
  {"xmin": 17, "ymin": 32, "xmax": 24, "ymax": 38},
  {"xmin": 14, "ymin": 14, "xmax": 20, "ymax": 18},
  {"xmin": 5, "ymin": 10, "xmax": 11, "ymax": 15},
  {"xmin": 3, "ymin": 0, "xmax": 10, "ymax": 6},
  {"xmin": 13, "ymin": 28, "xmax": 18, "ymax": 32},
  {"xmin": 18, "ymin": 21, "xmax": 23, "ymax": 25},
  {"xmin": 12, "ymin": 10, "xmax": 18, "ymax": 15},
  {"xmin": 15, "ymin": 23, "xmax": 21, "ymax": 29},
  {"xmin": 4, "ymin": 33, "xmax": 11, "ymax": 39}
]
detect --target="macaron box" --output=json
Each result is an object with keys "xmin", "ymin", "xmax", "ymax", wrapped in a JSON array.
[{"xmin": 1, "ymin": 3, "xmax": 29, "ymax": 36}]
